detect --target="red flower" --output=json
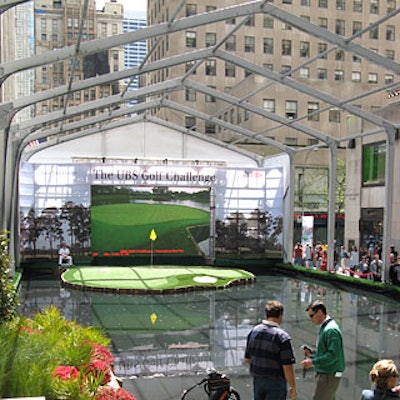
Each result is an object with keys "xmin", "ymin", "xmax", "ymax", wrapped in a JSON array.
[
  {"xmin": 53, "ymin": 365, "xmax": 80, "ymax": 381},
  {"xmin": 95, "ymin": 386, "xmax": 136, "ymax": 400},
  {"xmin": 92, "ymin": 343, "xmax": 114, "ymax": 365},
  {"xmin": 86, "ymin": 358, "xmax": 111, "ymax": 384}
]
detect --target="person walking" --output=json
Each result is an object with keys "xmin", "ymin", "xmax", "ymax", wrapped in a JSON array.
[
  {"xmin": 244, "ymin": 300, "xmax": 297, "ymax": 400},
  {"xmin": 360, "ymin": 359, "xmax": 400, "ymax": 399},
  {"xmin": 300, "ymin": 300, "xmax": 345, "ymax": 400}
]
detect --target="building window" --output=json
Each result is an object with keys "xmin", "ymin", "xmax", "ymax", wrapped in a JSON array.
[
  {"xmin": 205, "ymin": 121, "xmax": 216, "ymax": 134},
  {"xmin": 353, "ymin": 55, "xmax": 362, "ymax": 63},
  {"xmin": 186, "ymin": 4, "xmax": 197, "ymax": 16},
  {"xmin": 225, "ymin": 62, "xmax": 235, "ymax": 77},
  {"xmin": 185, "ymin": 61, "xmax": 196, "ymax": 74},
  {"xmin": 362, "ymin": 142, "xmax": 385, "ymax": 186},
  {"xmin": 263, "ymin": 38, "xmax": 274, "ymax": 54},
  {"xmin": 263, "ymin": 15, "xmax": 274, "ymax": 28},
  {"xmin": 318, "ymin": 0, "xmax": 328, "ymax": 8},
  {"xmin": 281, "ymin": 65, "xmax": 291, "ymax": 76},
  {"xmin": 353, "ymin": 0, "xmax": 362, "ymax": 11},
  {"xmin": 336, "ymin": 0, "xmax": 345, "ymax": 9},
  {"xmin": 318, "ymin": 43, "xmax": 328, "ymax": 59},
  {"xmin": 206, "ymin": 5, "xmax": 216, "ymax": 12},
  {"xmin": 353, "ymin": 21, "xmax": 362, "ymax": 35},
  {"xmin": 185, "ymin": 116, "xmax": 196, "ymax": 130},
  {"xmin": 245, "ymin": 15, "xmax": 255, "ymax": 26},
  {"xmin": 368, "ymin": 73, "xmax": 378, "ymax": 83},
  {"xmin": 352, "ymin": 71, "xmax": 361, "ymax": 82},
  {"xmin": 225, "ymin": 35, "xmax": 236, "ymax": 51},
  {"xmin": 385, "ymin": 50, "xmax": 395, "ymax": 60},
  {"xmin": 300, "ymin": 41, "xmax": 310, "ymax": 57},
  {"xmin": 318, "ymin": 17, "xmax": 328, "ymax": 28},
  {"xmin": 205, "ymin": 59, "xmax": 216, "ymax": 76},
  {"xmin": 263, "ymin": 99, "xmax": 275, "ymax": 113},
  {"xmin": 285, "ymin": 137, "xmax": 298, "ymax": 145},
  {"xmin": 370, "ymin": 0, "xmax": 379, "ymax": 13},
  {"xmin": 307, "ymin": 102, "xmax": 319, "ymax": 121},
  {"xmin": 205, "ymin": 32, "xmax": 216, "ymax": 47},
  {"xmin": 186, "ymin": 31, "xmax": 197, "ymax": 47},
  {"xmin": 264, "ymin": 63, "xmax": 273, "ymax": 70},
  {"xmin": 226, "ymin": 18, "xmax": 236, "ymax": 25},
  {"xmin": 205, "ymin": 86, "xmax": 216, "ymax": 102},
  {"xmin": 318, "ymin": 68, "xmax": 327, "ymax": 79},
  {"xmin": 185, "ymin": 88, "xmax": 196, "ymax": 101},
  {"xmin": 244, "ymin": 36, "xmax": 255, "ymax": 52},
  {"xmin": 299, "ymin": 67, "xmax": 309, "ymax": 78},
  {"xmin": 285, "ymin": 100, "xmax": 297, "ymax": 119},
  {"xmin": 335, "ymin": 19, "xmax": 345, "ymax": 35},
  {"xmin": 329, "ymin": 108, "xmax": 341, "ymax": 122},
  {"xmin": 386, "ymin": 25, "xmax": 395, "ymax": 41},
  {"xmin": 282, "ymin": 39, "xmax": 291, "ymax": 56},
  {"xmin": 387, "ymin": 0, "xmax": 396, "ymax": 12},
  {"xmin": 301, "ymin": 0, "xmax": 310, "ymax": 5},
  {"xmin": 335, "ymin": 70, "xmax": 344, "ymax": 81},
  {"xmin": 369, "ymin": 26, "xmax": 379, "ymax": 39},
  {"xmin": 385, "ymin": 74, "xmax": 394, "ymax": 84},
  {"xmin": 335, "ymin": 50, "xmax": 345, "ymax": 61}
]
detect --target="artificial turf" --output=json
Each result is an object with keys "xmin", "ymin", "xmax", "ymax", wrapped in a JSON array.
[{"xmin": 61, "ymin": 265, "xmax": 255, "ymax": 293}]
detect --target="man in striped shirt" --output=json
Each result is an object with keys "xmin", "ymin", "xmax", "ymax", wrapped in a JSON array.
[{"xmin": 244, "ymin": 300, "xmax": 297, "ymax": 400}]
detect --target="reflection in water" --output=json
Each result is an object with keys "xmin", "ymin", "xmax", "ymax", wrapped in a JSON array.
[{"xmin": 19, "ymin": 273, "xmax": 400, "ymax": 400}]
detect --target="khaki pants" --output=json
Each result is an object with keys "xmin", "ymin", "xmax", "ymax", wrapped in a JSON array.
[{"xmin": 313, "ymin": 373, "xmax": 341, "ymax": 400}]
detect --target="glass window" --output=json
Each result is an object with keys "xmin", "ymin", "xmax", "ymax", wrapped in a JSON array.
[
  {"xmin": 185, "ymin": 61, "xmax": 196, "ymax": 74},
  {"xmin": 385, "ymin": 74, "xmax": 394, "ymax": 84},
  {"xmin": 281, "ymin": 65, "xmax": 291, "ymax": 76},
  {"xmin": 185, "ymin": 116, "xmax": 196, "ymax": 130},
  {"xmin": 319, "ymin": 0, "xmax": 328, "ymax": 7},
  {"xmin": 336, "ymin": 0, "xmax": 345, "ymax": 10},
  {"xmin": 282, "ymin": 39, "xmax": 291, "ymax": 56},
  {"xmin": 385, "ymin": 50, "xmax": 395, "ymax": 60},
  {"xmin": 307, "ymin": 102, "xmax": 319, "ymax": 121},
  {"xmin": 353, "ymin": 21, "xmax": 362, "ymax": 35},
  {"xmin": 387, "ymin": 0, "xmax": 396, "ymax": 12},
  {"xmin": 362, "ymin": 142, "xmax": 385, "ymax": 186},
  {"xmin": 335, "ymin": 70, "xmax": 344, "ymax": 81},
  {"xmin": 318, "ymin": 17, "xmax": 328, "ymax": 28},
  {"xmin": 186, "ymin": 31, "xmax": 197, "ymax": 47},
  {"xmin": 263, "ymin": 15, "xmax": 274, "ymax": 28},
  {"xmin": 353, "ymin": 55, "xmax": 362, "ymax": 63},
  {"xmin": 301, "ymin": 0, "xmax": 310, "ymax": 4},
  {"xmin": 205, "ymin": 121, "xmax": 216, "ymax": 134},
  {"xmin": 225, "ymin": 35, "xmax": 236, "ymax": 51},
  {"xmin": 386, "ymin": 25, "xmax": 395, "ymax": 41},
  {"xmin": 186, "ymin": 4, "xmax": 197, "ymax": 16},
  {"xmin": 205, "ymin": 86, "xmax": 216, "ymax": 103},
  {"xmin": 318, "ymin": 68, "xmax": 327, "ymax": 79},
  {"xmin": 353, "ymin": 0, "xmax": 362, "ymax": 11},
  {"xmin": 225, "ymin": 62, "xmax": 235, "ymax": 77},
  {"xmin": 263, "ymin": 38, "xmax": 274, "ymax": 54},
  {"xmin": 205, "ymin": 59, "xmax": 216, "ymax": 76},
  {"xmin": 370, "ymin": 0, "xmax": 379, "ymax": 14},
  {"xmin": 286, "ymin": 100, "xmax": 297, "ymax": 119},
  {"xmin": 206, "ymin": 6, "xmax": 216, "ymax": 12},
  {"xmin": 244, "ymin": 36, "xmax": 255, "ymax": 53},
  {"xmin": 300, "ymin": 41, "xmax": 310, "ymax": 57},
  {"xmin": 185, "ymin": 88, "xmax": 196, "ymax": 101},
  {"xmin": 299, "ymin": 67, "xmax": 309, "ymax": 78},
  {"xmin": 329, "ymin": 108, "xmax": 341, "ymax": 122},
  {"xmin": 245, "ymin": 15, "xmax": 255, "ymax": 26},
  {"xmin": 205, "ymin": 32, "xmax": 216, "ymax": 47},
  {"xmin": 352, "ymin": 71, "xmax": 361, "ymax": 82},
  {"xmin": 369, "ymin": 26, "xmax": 379, "ymax": 39},
  {"xmin": 335, "ymin": 19, "xmax": 345, "ymax": 35},
  {"xmin": 318, "ymin": 42, "xmax": 328, "ymax": 59},
  {"xmin": 368, "ymin": 73, "xmax": 378, "ymax": 83},
  {"xmin": 263, "ymin": 99, "xmax": 275, "ymax": 113}
]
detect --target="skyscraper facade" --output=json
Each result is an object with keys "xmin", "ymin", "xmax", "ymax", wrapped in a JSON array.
[{"xmin": 123, "ymin": 10, "xmax": 147, "ymax": 101}]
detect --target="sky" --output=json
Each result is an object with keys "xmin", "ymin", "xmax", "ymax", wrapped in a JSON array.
[{"xmin": 96, "ymin": 0, "xmax": 147, "ymax": 12}]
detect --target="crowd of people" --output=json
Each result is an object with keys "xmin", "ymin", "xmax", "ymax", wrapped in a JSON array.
[
  {"xmin": 292, "ymin": 240, "xmax": 400, "ymax": 284},
  {"xmin": 244, "ymin": 299, "xmax": 400, "ymax": 400}
]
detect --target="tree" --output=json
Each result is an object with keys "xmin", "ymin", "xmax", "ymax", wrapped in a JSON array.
[{"xmin": 23, "ymin": 208, "xmax": 44, "ymax": 256}]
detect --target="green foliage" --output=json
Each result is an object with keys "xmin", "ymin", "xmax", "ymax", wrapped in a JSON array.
[
  {"xmin": 0, "ymin": 231, "xmax": 19, "ymax": 325},
  {"xmin": 0, "ymin": 305, "xmax": 111, "ymax": 399}
]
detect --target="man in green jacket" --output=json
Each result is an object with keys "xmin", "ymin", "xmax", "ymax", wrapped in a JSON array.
[{"xmin": 300, "ymin": 300, "xmax": 345, "ymax": 400}]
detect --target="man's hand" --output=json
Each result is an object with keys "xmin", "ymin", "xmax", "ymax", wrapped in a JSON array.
[
  {"xmin": 300, "ymin": 358, "xmax": 313, "ymax": 369},
  {"xmin": 289, "ymin": 386, "xmax": 297, "ymax": 399}
]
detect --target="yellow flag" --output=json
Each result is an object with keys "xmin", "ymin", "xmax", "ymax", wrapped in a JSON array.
[
  {"xmin": 149, "ymin": 229, "xmax": 157, "ymax": 241},
  {"xmin": 150, "ymin": 312, "xmax": 157, "ymax": 325}
]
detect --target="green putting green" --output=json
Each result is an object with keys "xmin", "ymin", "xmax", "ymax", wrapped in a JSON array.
[{"xmin": 61, "ymin": 265, "xmax": 255, "ymax": 294}]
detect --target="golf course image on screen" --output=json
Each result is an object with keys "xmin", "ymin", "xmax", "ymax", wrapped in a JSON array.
[{"xmin": 91, "ymin": 185, "xmax": 210, "ymax": 258}]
